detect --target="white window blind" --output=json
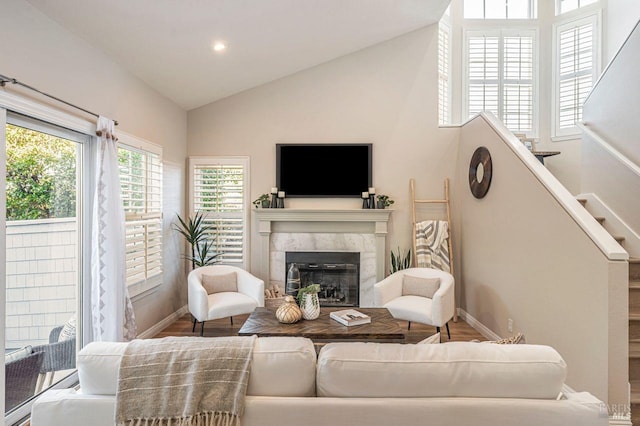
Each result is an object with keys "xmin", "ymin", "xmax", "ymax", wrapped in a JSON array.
[
  {"xmin": 118, "ymin": 145, "xmax": 163, "ymax": 286},
  {"xmin": 555, "ymin": 17, "xmax": 595, "ymax": 133},
  {"xmin": 438, "ymin": 22, "xmax": 451, "ymax": 125},
  {"xmin": 189, "ymin": 157, "xmax": 249, "ymax": 268},
  {"xmin": 466, "ymin": 31, "xmax": 535, "ymax": 133}
]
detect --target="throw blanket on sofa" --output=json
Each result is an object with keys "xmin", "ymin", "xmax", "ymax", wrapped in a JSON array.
[
  {"xmin": 415, "ymin": 220, "xmax": 450, "ymax": 273},
  {"xmin": 116, "ymin": 335, "xmax": 257, "ymax": 426}
]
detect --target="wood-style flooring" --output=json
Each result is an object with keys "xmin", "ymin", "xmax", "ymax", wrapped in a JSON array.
[{"xmin": 156, "ymin": 312, "xmax": 486, "ymax": 343}]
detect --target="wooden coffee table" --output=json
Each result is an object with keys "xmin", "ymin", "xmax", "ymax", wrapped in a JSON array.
[{"xmin": 238, "ymin": 307, "xmax": 405, "ymax": 344}]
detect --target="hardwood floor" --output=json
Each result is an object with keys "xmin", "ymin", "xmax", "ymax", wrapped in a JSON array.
[{"xmin": 155, "ymin": 312, "xmax": 486, "ymax": 343}]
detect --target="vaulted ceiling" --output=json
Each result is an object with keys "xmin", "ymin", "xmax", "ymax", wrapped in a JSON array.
[{"xmin": 26, "ymin": 0, "xmax": 449, "ymax": 110}]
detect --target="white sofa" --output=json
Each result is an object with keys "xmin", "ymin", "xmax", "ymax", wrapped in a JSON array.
[{"xmin": 32, "ymin": 337, "xmax": 606, "ymax": 426}]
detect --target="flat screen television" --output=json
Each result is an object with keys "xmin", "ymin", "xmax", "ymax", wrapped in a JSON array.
[{"xmin": 276, "ymin": 144, "xmax": 372, "ymax": 198}]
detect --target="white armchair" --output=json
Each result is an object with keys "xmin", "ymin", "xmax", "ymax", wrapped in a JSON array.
[
  {"xmin": 374, "ymin": 268, "xmax": 454, "ymax": 338},
  {"xmin": 188, "ymin": 265, "xmax": 265, "ymax": 335}
]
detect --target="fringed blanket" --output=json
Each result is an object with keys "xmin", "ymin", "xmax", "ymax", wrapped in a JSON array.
[
  {"xmin": 116, "ymin": 335, "xmax": 257, "ymax": 426},
  {"xmin": 415, "ymin": 220, "xmax": 451, "ymax": 273}
]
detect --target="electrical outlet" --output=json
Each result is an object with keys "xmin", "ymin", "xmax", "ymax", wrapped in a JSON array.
[{"xmin": 508, "ymin": 318, "xmax": 514, "ymax": 333}]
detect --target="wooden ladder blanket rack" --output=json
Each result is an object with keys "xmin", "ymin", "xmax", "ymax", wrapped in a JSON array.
[{"xmin": 410, "ymin": 178, "xmax": 457, "ymax": 322}]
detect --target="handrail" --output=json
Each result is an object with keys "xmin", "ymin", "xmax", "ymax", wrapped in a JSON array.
[
  {"xmin": 578, "ymin": 123, "xmax": 640, "ymax": 180},
  {"xmin": 463, "ymin": 112, "xmax": 628, "ymax": 261},
  {"xmin": 584, "ymin": 17, "xmax": 640, "ymax": 105}
]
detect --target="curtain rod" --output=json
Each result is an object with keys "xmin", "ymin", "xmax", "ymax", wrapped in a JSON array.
[{"xmin": 0, "ymin": 73, "xmax": 118, "ymax": 126}]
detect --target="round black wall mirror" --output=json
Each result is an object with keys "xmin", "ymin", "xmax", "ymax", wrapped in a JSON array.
[{"xmin": 468, "ymin": 146, "xmax": 493, "ymax": 199}]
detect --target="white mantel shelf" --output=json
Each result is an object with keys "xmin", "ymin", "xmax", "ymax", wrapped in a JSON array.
[
  {"xmin": 254, "ymin": 208, "xmax": 392, "ymax": 223},
  {"xmin": 253, "ymin": 209, "xmax": 393, "ymax": 305}
]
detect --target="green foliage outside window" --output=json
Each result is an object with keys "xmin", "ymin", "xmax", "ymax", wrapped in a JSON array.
[{"xmin": 5, "ymin": 124, "xmax": 77, "ymax": 220}]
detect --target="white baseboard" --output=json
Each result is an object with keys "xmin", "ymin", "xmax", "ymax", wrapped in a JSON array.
[
  {"xmin": 609, "ymin": 418, "xmax": 632, "ymax": 425},
  {"xmin": 457, "ymin": 308, "xmax": 501, "ymax": 341},
  {"xmin": 136, "ymin": 305, "xmax": 189, "ymax": 339}
]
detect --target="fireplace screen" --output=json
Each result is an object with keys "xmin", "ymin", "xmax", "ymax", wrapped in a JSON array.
[{"xmin": 285, "ymin": 251, "xmax": 360, "ymax": 307}]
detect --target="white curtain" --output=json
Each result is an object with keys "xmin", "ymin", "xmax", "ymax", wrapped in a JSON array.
[{"xmin": 91, "ymin": 116, "xmax": 137, "ymax": 342}]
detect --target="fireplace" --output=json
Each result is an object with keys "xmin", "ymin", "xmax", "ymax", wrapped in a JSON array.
[{"xmin": 285, "ymin": 251, "xmax": 360, "ymax": 307}]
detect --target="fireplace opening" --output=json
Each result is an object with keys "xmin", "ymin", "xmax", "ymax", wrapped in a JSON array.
[{"xmin": 285, "ymin": 251, "xmax": 360, "ymax": 307}]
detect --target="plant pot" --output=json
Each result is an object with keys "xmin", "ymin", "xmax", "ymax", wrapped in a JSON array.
[
  {"xmin": 376, "ymin": 200, "xmax": 385, "ymax": 209},
  {"xmin": 300, "ymin": 293, "xmax": 320, "ymax": 320},
  {"xmin": 261, "ymin": 200, "xmax": 271, "ymax": 208}
]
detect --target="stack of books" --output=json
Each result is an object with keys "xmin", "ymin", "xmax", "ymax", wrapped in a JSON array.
[{"xmin": 330, "ymin": 309, "xmax": 371, "ymax": 326}]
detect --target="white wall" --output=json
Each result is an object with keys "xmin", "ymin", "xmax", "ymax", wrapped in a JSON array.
[
  {"xmin": 0, "ymin": 0, "xmax": 188, "ymax": 335},
  {"xmin": 188, "ymin": 25, "xmax": 459, "ymax": 279},
  {"xmin": 455, "ymin": 114, "xmax": 628, "ymax": 405},
  {"xmin": 605, "ymin": 0, "xmax": 640, "ymax": 62}
]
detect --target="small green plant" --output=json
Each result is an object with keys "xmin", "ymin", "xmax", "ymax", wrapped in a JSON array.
[
  {"xmin": 296, "ymin": 283, "xmax": 321, "ymax": 308},
  {"xmin": 376, "ymin": 194, "xmax": 394, "ymax": 208},
  {"xmin": 173, "ymin": 212, "xmax": 221, "ymax": 269},
  {"xmin": 390, "ymin": 247, "xmax": 411, "ymax": 274},
  {"xmin": 253, "ymin": 194, "xmax": 270, "ymax": 208}
]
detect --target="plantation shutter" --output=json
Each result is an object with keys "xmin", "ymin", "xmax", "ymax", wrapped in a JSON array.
[
  {"xmin": 119, "ymin": 146, "xmax": 163, "ymax": 285},
  {"xmin": 467, "ymin": 35, "xmax": 500, "ymax": 119},
  {"xmin": 466, "ymin": 31, "xmax": 535, "ymax": 133},
  {"xmin": 557, "ymin": 20, "xmax": 594, "ymax": 131},
  {"xmin": 190, "ymin": 158, "xmax": 249, "ymax": 267},
  {"xmin": 503, "ymin": 35, "xmax": 534, "ymax": 132},
  {"xmin": 438, "ymin": 23, "xmax": 451, "ymax": 125}
]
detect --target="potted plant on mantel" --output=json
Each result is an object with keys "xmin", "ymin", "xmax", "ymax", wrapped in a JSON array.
[
  {"xmin": 253, "ymin": 194, "xmax": 271, "ymax": 208},
  {"xmin": 376, "ymin": 194, "xmax": 394, "ymax": 209},
  {"xmin": 173, "ymin": 212, "xmax": 221, "ymax": 270}
]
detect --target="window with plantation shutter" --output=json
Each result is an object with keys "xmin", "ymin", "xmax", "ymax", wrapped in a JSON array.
[
  {"xmin": 438, "ymin": 21, "xmax": 451, "ymax": 125},
  {"xmin": 189, "ymin": 157, "xmax": 249, "ymax": 268},
  {"xmin": 553, "ymin": 15, "xmax": 598, "ymax": 137},
  {"xmin": 465, "ymin": 30, "xmax": 536, "ymax": 134},
  {"xmin": 118, "ymin": 144, "xmax": 163, "ymax": 290}
]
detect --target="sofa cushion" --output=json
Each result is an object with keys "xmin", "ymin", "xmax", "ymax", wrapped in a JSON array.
[
  {"xmin": 202, "ymin": 272, "xmax": 237, "ymax": 294},
  {"xmin": 316, "ymin": 342, "xmax": 566, "ymax": 399},
  {"xmin": 78, "ymin": 342, "xmax": 128, "ymax": 395},
  {"xmin": 248, "ymin": 337, "xmax": 316, "ymax": 397},
  {"xmin": 5, "ymin": 345, "xmax": 32, "ymax": 364},
  {"xmin": 78, "ymin": 337, "xmax": 316, "ymax": 397},
  {"xmin": 402, "ymin": 275, "xmax": 440, "ymax": 298}
]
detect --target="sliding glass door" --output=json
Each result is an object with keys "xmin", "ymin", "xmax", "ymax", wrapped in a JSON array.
[{"xmin": 4, "ymin": 113, "xmax": 88, "ymax": 415}]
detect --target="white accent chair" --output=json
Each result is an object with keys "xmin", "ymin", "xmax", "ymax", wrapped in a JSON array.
[
  {"xmin": 374, "ymin": 268, "xmax": 454, "ymax": 338},
  {"xmin": 188, "ymin": 265, "xmax": 264, "ymax": 335}
]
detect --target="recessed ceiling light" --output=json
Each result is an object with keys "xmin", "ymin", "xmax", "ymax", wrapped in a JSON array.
[{"xmin": 213, "ymin": 42, "xmax": 226, "ymax": 52}]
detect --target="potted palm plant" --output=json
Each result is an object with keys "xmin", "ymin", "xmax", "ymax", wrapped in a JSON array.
[{"xmin": 173, "ymin": 212, "xmax": 220, "ymax": 270}]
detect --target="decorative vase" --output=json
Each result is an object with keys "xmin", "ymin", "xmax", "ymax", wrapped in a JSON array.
[
  {"xmin": 301, "ymin": 293, "xmax": 320, "ymax": 320},
  {"xmin": 275, "ymin": 295, "xmax": 302, "ymax": 323},
  {"xmin": 376, "ymin": 200, "xmax": 385, "ymax": 209},
  {"xmin": 261, "ymin": 200, "xmax": 271, "ymax": 208},
  {"xmin": 285, "ymin": 263, "xmax": 301, "ymax": 296}
]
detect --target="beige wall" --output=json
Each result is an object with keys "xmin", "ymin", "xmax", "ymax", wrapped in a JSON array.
[
  {"xmin": 455, "ymin": 114, "xmax": 628, "ymax": 405},
  {"xmin": 0, "ymin": 0, "xmax": 188, "ymax": 334},
  {"xmin": 188, "ymin": 25, "xmax": 459, "ymax": 279}
]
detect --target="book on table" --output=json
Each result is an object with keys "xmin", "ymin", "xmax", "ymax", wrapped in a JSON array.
[{"xmin": 330, "ymin": 309, "xmax": 371, "ymax": 326}]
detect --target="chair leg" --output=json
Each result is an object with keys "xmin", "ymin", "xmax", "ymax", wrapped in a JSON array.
[
  {"xmin": 200, "ymin": 321, "xmax": 205, "ymax": 336},
  {"xmin": 230, "ymin": 316, "xmax": 234, "ymax": 326},
  {"xmin": 407, "ymin": 321, "xmax": 411, "ymax": 330},
  {"xmin": 192, "ymin": 318, "xmax": 197, "ymax": 333},
  {"xmin": 445, "ymin": 322, "xmax": 451, "ymax": 339}
]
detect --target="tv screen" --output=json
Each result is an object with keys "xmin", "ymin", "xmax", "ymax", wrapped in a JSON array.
[{"xmin": 276, "ymin": 144, "xmax": 372, "ymax": 198}]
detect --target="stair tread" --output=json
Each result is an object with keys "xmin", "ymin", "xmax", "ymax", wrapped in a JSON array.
[
  {"xmin": 614, "ymin": 235, "xmax": 626, "ymax": 242},
  {"xmin": 630, "ymin": 258, "xmax": 640, "ymax": 264},
  {"xmin": 632, "ymin": 381, "xmax": 640, "ymax": 403},
  {"xmin": 630, "ymin": 314, "xmax": 640, "ymax": 321}
]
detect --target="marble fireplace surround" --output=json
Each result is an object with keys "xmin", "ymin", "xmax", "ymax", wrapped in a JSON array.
[{"xmin": 254, "ymin": 209, "xmax": 392, "ymax": 307}]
